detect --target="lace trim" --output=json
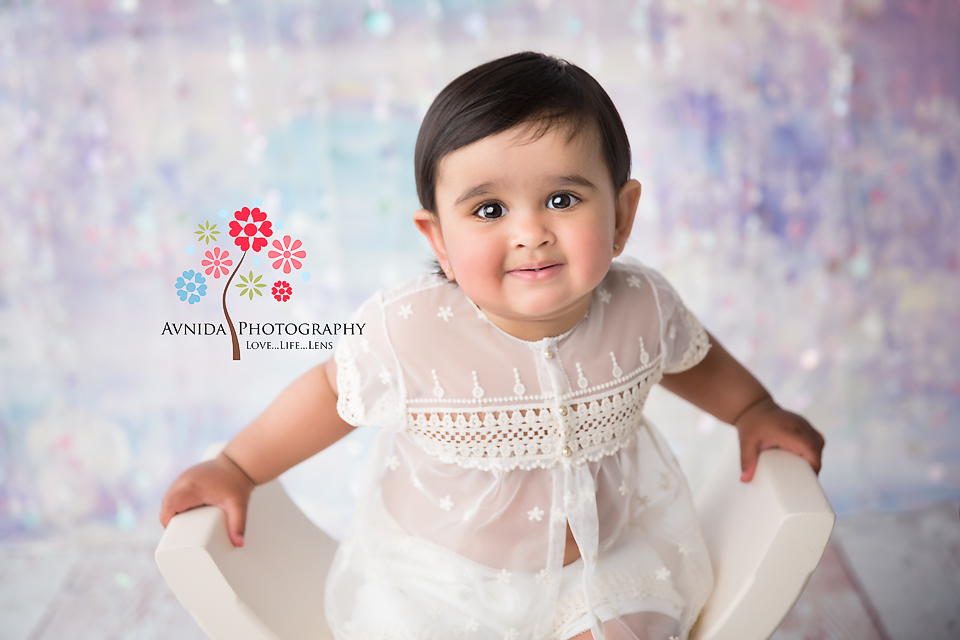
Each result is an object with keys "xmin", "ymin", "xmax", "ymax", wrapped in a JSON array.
[
  {"xmin": 406, "ymin": 367, "xmax": 660, "ymax": 471},
  {"xmin": 550, "ymin": 568, "xmax": 686, "ymax": 637},
  {"xmin": 664, "ymin": 306, "xmax": 711, "ymax": 374},
  {"xmin": 335, "ymin": 337, "xmax": 365, "ymax": 425}
]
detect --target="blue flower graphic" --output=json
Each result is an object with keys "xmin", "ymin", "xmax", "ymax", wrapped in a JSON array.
[{"xmin": 175, "ymin": 270, "xmax": 208, "ymax": 304}]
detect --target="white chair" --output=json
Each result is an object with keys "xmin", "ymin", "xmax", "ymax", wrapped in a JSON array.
[{"xmin": 155, "ymin": 433, "xmax": 834, "ymax": 640}]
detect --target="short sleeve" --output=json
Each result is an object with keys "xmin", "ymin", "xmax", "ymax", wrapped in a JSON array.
[
  {"xmin": 644, "ymin": 267, "xmax": 711, "ymax": 374},
  {"xmin": 334, "ymin": 292, "xmax": 406, "ymax": 431}
]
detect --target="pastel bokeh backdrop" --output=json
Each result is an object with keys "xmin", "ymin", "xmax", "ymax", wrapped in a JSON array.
[{"xmin": 1, "ymin": 0, "xmax": 958, "ymax": 540}]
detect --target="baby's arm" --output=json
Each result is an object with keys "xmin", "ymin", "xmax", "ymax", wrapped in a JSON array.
[
  {"xmin": 159, "ymin": 358, "xmax": 353, "ymax": 546},
  {"xmin": 659, "ymin": 333, "xmax": 824, "ymax": 483}
]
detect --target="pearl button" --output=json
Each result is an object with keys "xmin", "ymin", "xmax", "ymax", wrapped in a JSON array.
[
  {"xmin": 562, "ymin": 446, "xmax": 573, "ymax": 457},
  {"xmin": 543, "ymin": 349, "xmax": 554, "ymax": 359},
  {"xmin": 558, "ymin": 405, "xmax": 568, "ymax": 416}
]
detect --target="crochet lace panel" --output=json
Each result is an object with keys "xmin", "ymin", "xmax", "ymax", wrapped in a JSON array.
[{"xmin": 406, "ymin": 362, "xmax": 662, "ymax": 471}]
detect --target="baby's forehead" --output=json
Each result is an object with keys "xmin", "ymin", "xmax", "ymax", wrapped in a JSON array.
[
  {"xmin": 438, "ymin": 119, "xmax": 605, "ymax": 180},
  {"xmin": 503, "ymin": 118, "xmax": 601, "ymax": 154}
]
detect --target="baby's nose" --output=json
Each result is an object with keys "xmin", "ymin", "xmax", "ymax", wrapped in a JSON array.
[{"xmin": 512, "ymin": 210, "xmax": 554, "ymax": 247}]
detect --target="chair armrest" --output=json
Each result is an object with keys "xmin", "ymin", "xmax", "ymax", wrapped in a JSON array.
[
  {"xmin": 155, "ymin": 478, "xmax": 338, "ymax": 640},
  {"xmin": 690, "ymin": 432, "xmax": 835, "ymax": 640}
]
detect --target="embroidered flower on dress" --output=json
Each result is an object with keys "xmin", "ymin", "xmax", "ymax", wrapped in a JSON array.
[
  {"xmin": 497, "ymin": 569, "xmax": 512, "ymax": 585},
  {"xmin": 438, "ymin": 306, "xmax": 453, "ymax": 321},
  {"xmin": 627, "ymin": 274, "xmax": 642, "ymax": 288},
  {"xmin": 575, "ymin": 363, "xmax": 589, "ymax": 390},
  {"xmin": 619, "ymin": 480, "xmax": 629, "ymax": 496},
  {"xmin": 399, "ymin": 303, "xmax": 413, "ymax": 319},
  {"xmin": 610, "ymin": 352, "xmax": 623, "ymax": 379},
  {"xmin": 660, "ymin": 472, "xmax": 671, "ymax": 490},
  {"xmin": 678, "ymin": 543, "xmax": 691, "ymax": 556},
  {"xmin": 639, "ymin": 336, "xmax": 651, "ymax": 365},
  {"xmin": 439, "ymin": 495, "xmax": 454, "ymax": 511},
  {"xmin": 503, "ymin": 629, "xmax": 519, "ymax": 640},
  {"xmin": 527, "ymin": 506, "xmax": 544, "ymax": 521},
  {"xmin": 535, "ymin": 569, "xmax": 550, "ymax": 585},
  {"xmin": 471, "ymin": 371, "xmax": 485, "ymax": 399},
  {"xmin": 655, "ymin": 567, "xmax": 671, "ymax": 581},
  {"xmin": 465, "ymin": 618, "xmax": 479, "ymax": 632},
  {"xmin": 598, "ymin": 288, "xmax": 612, "ymax": 303},
  {"xmin": 385, "ymin": 455, "xmax": 400, "ymax": 471},
  {"xmin": 431, "ymin": 369, "xmax": 444, "ymax": 398},
  {"xmin": 512, "ymin": 368, "xmax": 526, "ymax": 396}
]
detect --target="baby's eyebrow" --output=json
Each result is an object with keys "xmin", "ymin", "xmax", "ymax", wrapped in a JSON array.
[
  {"xmin": 554, "ymin": 174, "xmax": 597, "ymax": 190},
  {"xmin": 453, "ymin": 175, "xmax": 597, "ymax": 206},
  {"xmin": 454, "ymin": 181, "xmax": 500, "ymax": 206}
]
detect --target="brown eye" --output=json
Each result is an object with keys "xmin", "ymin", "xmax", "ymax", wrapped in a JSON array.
[
  {"xmin": 476, "ymin": 202, "xmax": 506, "ymax": 220},
  {"xmin": 547, "ymin": 193, "xmax": 578, "ymax": 210}
]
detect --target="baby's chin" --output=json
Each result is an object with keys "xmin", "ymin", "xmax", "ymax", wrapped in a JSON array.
[{"xmin": 474, "ymin": 295, "xmax": 594, "ymax": 340}]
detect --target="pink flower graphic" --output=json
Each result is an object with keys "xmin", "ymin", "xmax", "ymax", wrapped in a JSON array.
[
  {"xmin": 201, "ymin": 246, "xmax": 233, "ymax": 278},
  {"xmin": 268, "ymin": 235, "xmax": 307, "ymax": 274},
  {"xmin": 229, "ymin": 207, "xmax": 273, "ymax": 252},
  {"xmin": 272, "ymin": 280, "xmax": 292, "ymax": 302}
]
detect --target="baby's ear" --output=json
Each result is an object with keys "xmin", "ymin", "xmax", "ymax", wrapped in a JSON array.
[
  {"xmin": 413, "ymin": 209, "xmax": 452, "ymax": 278},
  {"xmin": 614, "ymin": 180, "xmax": 641, "ymax": 255}
]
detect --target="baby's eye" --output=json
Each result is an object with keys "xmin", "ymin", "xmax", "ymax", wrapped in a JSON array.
[
  {"xmin": 546, "ymin": 193, "xmax": 579, "ymax": 210},
  {"xmin": 475, "ymin": 202, "xmax": 507, "ymax": 220}
]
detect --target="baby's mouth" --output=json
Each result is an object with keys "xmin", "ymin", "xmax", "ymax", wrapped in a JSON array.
[{"xmin": 509, "ymin": 262, "xmax": 563, "ymax": 280}]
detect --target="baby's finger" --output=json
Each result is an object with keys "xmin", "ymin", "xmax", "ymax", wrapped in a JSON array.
[
  {"xmin": 775, "ymin": 435, "xmax": 823, "ymax": 475},
  {"xmin": 739, "ymin": 438, "xmax": 760, "ymax": 483},
  {"xmin": 159, "ymin": 485, "xmax": 200, "ymax": 527},
  {"xmin": 222, "ymin": 496, "xmax": 249, "ymax": 547}
]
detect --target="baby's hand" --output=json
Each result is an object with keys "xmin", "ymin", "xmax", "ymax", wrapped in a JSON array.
[
  {"xmin": 734, "ymin": 397, "xmax": 825, "ymax": 483},
  {"xmin": 159, "ymin": 453, "xmax": 255, "ymax": 547}
]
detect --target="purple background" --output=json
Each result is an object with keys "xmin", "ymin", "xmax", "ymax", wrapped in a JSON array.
[{"xmin": 0, "ymin": 0, "xmax": 957, "ymax": 540}]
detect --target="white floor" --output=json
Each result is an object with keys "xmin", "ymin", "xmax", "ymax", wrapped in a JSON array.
[{"xmin": 1, "ymin": 501, "xmax": 958, "ymax": 640}]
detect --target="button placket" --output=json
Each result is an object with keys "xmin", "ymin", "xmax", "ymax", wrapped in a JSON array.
[{"xmin": 533, "ymin": 338, "xmax": 574, "ymax": 460}]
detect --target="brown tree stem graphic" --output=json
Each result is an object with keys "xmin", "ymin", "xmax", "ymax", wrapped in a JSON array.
[{"xmin": 222, "ymin": 249, "xmax": 247, "ymax": 360}]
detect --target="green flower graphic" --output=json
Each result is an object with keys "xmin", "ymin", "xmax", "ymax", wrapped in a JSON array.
[
  {"xmin": 235, "ymin": 271, "xmax": 267, "ymax": 300},
  {"xmin": 195, "ymin": 220, "xmax": 220, "ymax": 245}
]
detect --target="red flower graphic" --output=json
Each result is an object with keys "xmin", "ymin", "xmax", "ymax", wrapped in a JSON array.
[
  {"xmin": 268, "ymin": 235, "xmax": 307, "ymax": 274},
  {"xmin": 229, "ymin": 207, "xmax": 273, "ymax": 252},
  {"xmin": 201, "ymin": 246, "xmax": 233, "ymax": 278},
  {"xmin": 272, "ymin": 280, "xmax": 293, "ymax": 302}
]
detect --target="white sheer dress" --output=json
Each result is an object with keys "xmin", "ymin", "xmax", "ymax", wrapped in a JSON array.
[{"xmin": 328, "ymin": 258, "xmax": 714, "ymax": 640}]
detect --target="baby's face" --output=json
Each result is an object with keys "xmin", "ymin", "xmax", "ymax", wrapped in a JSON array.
[{"xmin": 415, "ymin": 122, "xmax": 640, "ymax": 341}]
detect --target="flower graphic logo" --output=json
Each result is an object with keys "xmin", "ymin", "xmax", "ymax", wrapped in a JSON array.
[
  {"xmin": 201, "ymin": 246, "xmax": 232, "ymax": 278},
  {"xmin": 176, "ymin": 202, "xmax": 310, "ymax": 360},
  {"xmin": 175, "ymin": 270, "xmax": 207, "ymax": 304},
  {"xmin": 195, "ymin": 221, "xmax": 220, "ymax": 245},
  {"xmin": 272, "ymin": 280, "xmax": 292, "ymax": 302},
  {"xmin": 229, "ymin": 207, "xmax": 273, "ymax": 252},
  {"xmin": 268, "ymin": 235, "xmax": 307, "ymax": 274},
  {"xmin": 236, "ymin": 271, "xmax": 267, "ymax": 300}
]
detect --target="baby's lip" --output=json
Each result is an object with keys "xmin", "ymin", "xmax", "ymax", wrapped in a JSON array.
[{"xmin": 509, "ymin": 261, "xmax": 562, "ymax": 273}]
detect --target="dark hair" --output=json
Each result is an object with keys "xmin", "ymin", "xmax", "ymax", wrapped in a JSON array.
[{"xmin": 414, "ymin": 51, "xmax": 632, "ymax": 214}]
